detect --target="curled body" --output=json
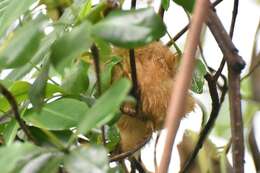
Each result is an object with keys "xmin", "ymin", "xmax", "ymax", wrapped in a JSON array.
[{"xmin": 112, "ymin": 42, "xmax": 195, "ymax": 152}]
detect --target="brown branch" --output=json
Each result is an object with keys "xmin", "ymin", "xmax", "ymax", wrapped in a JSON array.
[
  {"xmin": 158, "ymin": 1, "xmax": 210, "ymax": 172},
  {"xmin": 214, "ymin": 0, "xmax": 239, "ymax": 80},
  {"xmin": 228, "ymin": 68, "xmax": 244, "ymax": 173},
  {"xmin": 206, "ymin": 10, "xmax": 245, "ymax": 72},
  {"xmin": 0, "ymin": 83, "xmax": 37, "ymax": 144},
  {"xmin": 207, "ymin": 7, "xmax": 245, "ymax": 173}
]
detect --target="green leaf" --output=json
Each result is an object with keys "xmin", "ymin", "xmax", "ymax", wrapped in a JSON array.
[
  {"xmin": 50, "ymin": 21, "xmax": 93, "ymax": 74},
  {"xmin": 64, "ymin": 145, "xmax": 108, "ymax": 173},
  {"xmin": 92, "ymin": 8, "xmax": 166, "ymax": 48},
  {"xmin": 0, "ymin": 0, "xmax": 36, "ymax": 37},
  {"xmin": 6, "ymin": 26, "xmax": 62, "ymax": 80},
  {"xmin": 105, "ymin": 126, "xmax": 120, "ymax": 152},
  {"xmin": 94, "ymin": 37, "xmax": 112, "ymax": 62},
  {"xmin": 173, "ymin": 0, "xmax": 195, "ymax": 13},
  {"xmin": 29, "ymin": 126, "xmax": 72, "ymax": 147},
  {"xmin": 191, "ymin": 59, "xmax": 207, "ymax": 94},
  {"xmin": 77, "ymin": 0, "xmax": 92, "ymax": 22},
  {"xmin": 3, "ymin": 119, "xmax": 18, "ymax": 145},
  {"xmin": 0, "ymin": 81, "xmax": 31, "ymax": 112},
  {"xmin": 19, "ymin": 152, "xmax": 64, "ymax": 173},
  {"xmin": 101, "ymin": 56, "xmax": 122, "ymax": 92},
  {"xmin": 83, "ymin": 1, "xmax": 107, "ymax": 24},
  {"xmin": 0, "ymin": 16, "xmax": 45, "ymax": 69},
  {"xmin": 162, "ymin": 0, "xmax": 170, "ymax": 10},
  {"xmin": 0, "ymin": 81, "xmax": 62, "ymax": 112},
  {"xmin": 0, "ymin": 142, "xmax": 41, "ymax": 173},
  {"xmin": 62, "ymin": 61, "xmax": 89, "ymax": 95},
  {"xmin": 78, "ymin": 78, "xmax": 131, "ymax": 134},
  {"xmin": 29, "ymin": 59, "xmax": 50, "ymax": 111},
  {"xmin": 24, "ymin": 98, "xmax": 89, "ymax": 130}
]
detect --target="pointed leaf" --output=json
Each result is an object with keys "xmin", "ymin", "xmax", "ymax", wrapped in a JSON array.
[
  {"xmin": 24, "ymin": 98, "xmax": 89, "ymax": 130},
  {"xmin": 92, "ymin": 8, "xmax": 166, "ymax": 48},
  {"xmin": 79, "ymin": 78, "xmax": 131, "ymax": 133},
  {"xmin": 191, "ymin": 59, "xmax": 207, "ymax": 94},
  {"xmin": 64, "ymin": 146, "xmax": 108, "ymax": 173},
  {"xmin": 0, "ymin": 0, "xmax": 36, "ymax": 36},
  {"xmin": 62, "ymin": 61, "xmax": 89, "ymax": 95},
  {"xmin": 29, "ymin": 59, "xmax": 50, "ymax": 111},
  {"xmin": 50, "ymin": 21, "xmax": 93, "ymax": 74},
  {"xmin": 173, "ymin": 0, "xmax": 195, "ymax": 13},
  {"xmin": 0, "ymin": 142, "xmax": 41, "ymax": 173},
  {"xmin": 0, "ymin": 16, "xmax": 45, "ymax": 69}
]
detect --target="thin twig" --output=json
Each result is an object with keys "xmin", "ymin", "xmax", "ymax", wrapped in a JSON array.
[
  {"xmin": 180, "ymin": 73, "xmax": 221, "ymax": 173},
  {"xmin": 214, "ymin": 0, "xmax": 239, "ymax": 80},
  {"xmin": 129, "ymin": 49, "xmax": 141, "ymax": 113},
  {"xmin": 166, "ymin": 0, "xmax": 224, "ymax": 47},
  {"xmin": 129, "ymin": 157, "xmax": 146, "ymax": 173},
  {"xmin": 248, "ymin": 126, "xmax": 260, "ymax": 172},
  {"xmin": 241, "ymin": 59, "xmax": 260, "ymax": 81},
  {"xmin": 109, "ymin": 135, "xmax": 151, "ymax": 162},
  {"xmin": 91, "ymin": 44, "xmax": 106, "ymax": 145},
  {"xmin": 91, "ymin": 44, "xmax": 102, "ymax": 96},
  {"xmin": 154, "ymin": 132, "xmax": 161, "ymax": 172},
  {"xmin": 0, "ymin": 83, "xmax": 38, "ymax": 144},
  {"xmin": 158, "ymin": 1, "xmax": 210, "ymax": 172},
  {"xmin": 206, "ymin": 10, "xmax": 245, "ymax": 71}
]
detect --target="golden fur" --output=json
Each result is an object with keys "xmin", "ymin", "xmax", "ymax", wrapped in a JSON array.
[{"xmin": 112, "ymin": 42, "xmax": 195, "ymax": 152}]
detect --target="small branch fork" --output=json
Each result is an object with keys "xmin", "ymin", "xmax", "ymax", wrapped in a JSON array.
[{"xmin": 0, "ymin": 83, "xmax": 37, "ymax": 144}]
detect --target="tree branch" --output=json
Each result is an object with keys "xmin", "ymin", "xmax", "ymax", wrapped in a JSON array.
[
  {"xmin": 0, "ymin": 83, "xmax": 37, "ymax": 144},
  {"xmin": 109, "ymin": 135, "xmax": 151, "ymax": 162},
  {"xmin": 206, "ymin": 7, "xmax": 245, "ymax": 173}
]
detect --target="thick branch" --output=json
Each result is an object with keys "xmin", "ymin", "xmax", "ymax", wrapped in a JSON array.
[
  {"xmin": 227, "ymin": 68, "xmax": 244, "ymax": 173},
  {"xmin": 206, "ymin": 7, "xmax": 245, "ymax": 173},
  {"xmin": 206, "ymin": 10, "xmax": 245, "ymax": 72}
]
